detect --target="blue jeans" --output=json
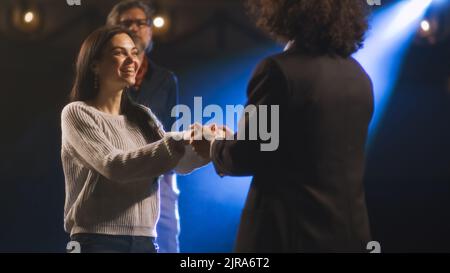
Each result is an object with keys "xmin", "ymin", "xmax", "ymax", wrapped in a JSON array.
[
  {"xmin": 69, "ymin": 233, "xmax": 159, "ymax": 253},
  {"xmin": 157, "ymin": 174, "xmax": 180, "ymax": 253}
]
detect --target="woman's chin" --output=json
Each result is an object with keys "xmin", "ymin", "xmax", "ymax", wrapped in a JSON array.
[{"xmin": 122, "ymin": 78, "xmax": 136, "ymax": 87}]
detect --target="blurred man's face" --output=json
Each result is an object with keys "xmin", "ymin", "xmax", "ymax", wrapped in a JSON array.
[{"xmin": 118, "ymin": 8, "xmax": 152, "ymax": 54}]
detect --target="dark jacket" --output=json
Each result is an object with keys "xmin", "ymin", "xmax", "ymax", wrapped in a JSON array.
[
  {"xmin": 211, "ymin": 48, "xmax": 374, "ymax": 252},
  {"xmin": 130, "ymin": 60, "xmax": 178, "ymax": 132},
  {"xmin": 129, "ymin": 58, "xmax": 180, "ymax": 253}
]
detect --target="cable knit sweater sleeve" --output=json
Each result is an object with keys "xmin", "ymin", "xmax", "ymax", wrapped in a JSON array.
[
  {"xmin": 137, "ymin": 104, "xmax": 210, "ymax": 175},
  {"xmin": 61, "ymin": 102, "xmax": 186, "ymax": 184}
]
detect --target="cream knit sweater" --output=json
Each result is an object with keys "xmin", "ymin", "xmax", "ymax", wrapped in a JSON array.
[{"xmin": 61, "ymin": 101, "xmax": 206, "ymax": 237}]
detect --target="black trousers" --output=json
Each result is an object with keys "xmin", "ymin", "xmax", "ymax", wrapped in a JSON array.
[{"xmin": 69, "ymin": 233, "xmax": 159, "ymax": 253}]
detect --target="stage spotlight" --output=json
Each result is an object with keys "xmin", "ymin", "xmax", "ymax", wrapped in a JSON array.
[
  {"xmin": 153, "ymin": 16, "xmax": 165, "ymax": 28},
  {"xmin": 420, "ymin": 20, "xmax": 431, "ymax": 32},
  {"xmin": 10, "ymin": 2, "xmax": 42, "ymax": 34},
  {"xmin": 353, "ymin": 0, "xmax": 432, "ymax": 142},
  {"xmin": 152, "ymin": 14, "xmax": 170, "ymax": 36},
  {"xmin": 416, "ymin": 0, "xmax": 450, "ymax": 45},
  {"xmin": 23, "ymin": 11, "xmax": 34, "ymax": 23},
  {"xmin": 416, "ymin": 17, "xmax": 441, "ymax": 44}
]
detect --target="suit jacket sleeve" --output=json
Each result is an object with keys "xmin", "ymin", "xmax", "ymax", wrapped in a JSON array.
[{"xmin": 211, "ymin": 58, "xmax": 288, "ymax": 176}]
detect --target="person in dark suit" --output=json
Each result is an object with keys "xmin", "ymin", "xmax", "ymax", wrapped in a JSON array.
[
  {"xmin": 106, "ymin": 0, "xmax": 180, "ymax": 253},
  {"xmin": 191, "ymin": 0, "xmax": 374, "ymax": 252}
]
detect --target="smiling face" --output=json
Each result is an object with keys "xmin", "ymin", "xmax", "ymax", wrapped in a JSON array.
[{"xmin": 93, "ymin": 33, "xmax": 140, "ymax": 91}]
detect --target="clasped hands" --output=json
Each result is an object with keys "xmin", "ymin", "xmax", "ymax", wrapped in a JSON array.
[{"xmin": 183, "ymin": 123, "xmax": 234, "ymax": 160}]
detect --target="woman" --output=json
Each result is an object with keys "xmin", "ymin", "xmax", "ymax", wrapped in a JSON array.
[{"xmin": 61, "ymin": 26, "xmax": 206, "ymax": 253}]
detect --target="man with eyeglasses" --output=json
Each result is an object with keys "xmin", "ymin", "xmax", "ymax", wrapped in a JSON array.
[{"xmin": 107, "ymin": 0, "xmax": 180, "ymax": 253}]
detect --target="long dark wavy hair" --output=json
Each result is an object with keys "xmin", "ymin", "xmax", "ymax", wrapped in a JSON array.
[
  {"xmin": 246, "ymin": 0, "xmax": 369, "ymax": 57},
  {"xmin": 69, "ymin": 26, "xmax": 161, "ymax": 142}
]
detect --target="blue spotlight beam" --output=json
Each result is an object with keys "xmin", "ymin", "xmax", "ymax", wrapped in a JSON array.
[{"xmin": 354, "ymin": 0, "xmax": 432, "ymax": 143}]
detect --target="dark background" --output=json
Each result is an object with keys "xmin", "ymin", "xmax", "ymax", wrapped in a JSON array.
[{"xmin": 0, "ymin": 0, "xmax": 449, "ymax": 252}]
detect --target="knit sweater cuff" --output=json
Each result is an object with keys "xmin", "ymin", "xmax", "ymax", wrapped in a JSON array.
[{"xmin": 163, "ymin": 132, "xmax": 186, "ymax": 157}]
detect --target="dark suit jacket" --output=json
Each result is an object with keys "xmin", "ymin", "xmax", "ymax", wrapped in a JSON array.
[{"xmin": 211, "ymin": 48, "xmax": 374, "ymax": 252}]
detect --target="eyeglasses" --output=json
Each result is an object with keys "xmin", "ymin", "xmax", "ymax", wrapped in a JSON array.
[{"xmin": 119, "ymin": 19, "xmax": 151, "ymax": 28}]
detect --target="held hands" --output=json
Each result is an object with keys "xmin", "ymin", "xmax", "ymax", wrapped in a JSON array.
[
  {"xmin": 211, "ymin": 124, "xmax": 234, "ymax": 140},
  {"xmin": 188, "ymin": 123, "xmax": 234, "ymax": 159}
]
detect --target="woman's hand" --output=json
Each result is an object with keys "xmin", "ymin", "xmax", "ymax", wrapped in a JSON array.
[
  {"xmin": 210, "ymin": 124, "xmax": 234, "ymax": 140},
  {"xmin": 188, "ymin": 123, "xmax": 212, "ymax": 159},
  {"xmin": 188, "ymin": 123, "xmax": 236, "ymax": 159}
]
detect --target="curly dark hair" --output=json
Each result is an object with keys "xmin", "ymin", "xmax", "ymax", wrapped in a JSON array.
[{"xmin": 246, "ymin": 0, "xmax": 370, "ymax": 57}]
